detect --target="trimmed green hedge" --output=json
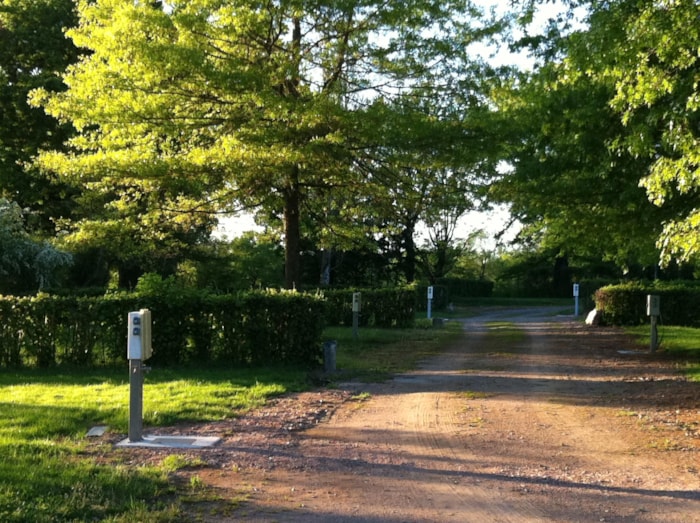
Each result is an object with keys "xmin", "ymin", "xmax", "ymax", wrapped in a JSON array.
[
  {"xmin": 322, "ymin": 287, "xmax": 416, "ymax": 328},
  {"xmin": 594, "ymin": 281, "xmax": 700, "ymax": 326},
  {"xmin": 0, "ymin": 290, "xmax": 326, "ymax": 368},
  {"xmin": 436, "ymin": 278, "xmax": 494, "ymax": 299},
  {"xmin": 0, "ymin": 286, "xmax": 418, "ymax": 369}
]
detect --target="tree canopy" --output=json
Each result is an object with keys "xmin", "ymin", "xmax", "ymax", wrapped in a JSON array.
[
  {"xmin": 490, "ymin": 0, "xmax": 700, "ymax": 276},
  {"xmin": 31, "ymin": 0, "xmax": 500, "ymax": 288},
  {"xmin": 0, "ymin": 0, "xmax": 80, "ymax": 234}
]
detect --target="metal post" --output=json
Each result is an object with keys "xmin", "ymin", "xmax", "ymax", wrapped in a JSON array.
[
  {"xmin": 352, "ymin": 292, "xmax": 360, "ymax": 340},
  {"xmin": 352, "ymin": 310, "xmax": 359, "ymax": 340},
  {"xmin": 427, "ymin": 286, "xmax": 434, "ymax": 320},
  {"xmin": 128, "ymin": 359, "xmax": 144, "ymax": 442},
  {"xmin": 646, "ymin": 295, "xmax": 660, "ymax": 353},
  {"xmin": 650, "ymin": 315, "xmax": 658, "ymax": 352}
]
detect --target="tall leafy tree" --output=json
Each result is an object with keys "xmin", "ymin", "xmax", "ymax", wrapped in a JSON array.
[
  {"xmin": 0, "ymin": 0, "xmax": 79, "ymax": 233},
  {"xmin": 32, "ymin": 0, "xmax": 499, "ymax": 289},
  {"xmin": 490, "ymin": 1, "xmax": 674, "ymax": 275},
  {"xmin": 599, "ymin": 0, "xmax": 700, "ymax": 264}
]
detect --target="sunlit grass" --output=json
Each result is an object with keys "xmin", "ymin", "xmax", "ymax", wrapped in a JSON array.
[
  {"xmin": 0, "ymin": 325, "xmax": 463, "ymax": 521},
  {"xmin": 0, "ymin": 365, "xmax": 306, "ymax": 522},
  {"xmin": 626, "ymin": 324, "xmax": 700, "ymax": 381},
  {"xmin": 325, "ymin": 322, "xmax": 463, "ymax": 381},
  {"xmin": 483, "ymin": 322, "xmax": 527, "ymax": 352}
]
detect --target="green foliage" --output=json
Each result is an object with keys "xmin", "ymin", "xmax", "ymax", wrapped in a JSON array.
[
  {"xmin": 0, "ymin": 199, "xmax": 73, "ymax": 294},
  {"xmin": 0, "ymin": 0, "xmax": 80, "ymax": 234},
  {"xmin": 30, "ymin": 0, "xmax": 502, "ymax": 289},
  {"xmin": 595, "ymin": 281, "xmax": 700, "ymax": 326},
  {"xmin": 436, "ymin": 278, "xmax": 494, "ymax": 299},
  {"xmin": 184, "ymin": 234, "xmax": 284, "ymax": 292},
  {"xmin": 602, "ymin": 0, "xmax": 700, "ymax": 264},
  {"xmin": 492, "ymin": 55, "xmax": 662, "ymax": 270},
  {"xmin": 0, "ymin": 290, "xmax": 326, "ymax": 368},
  {"xmin": 322, "ymin": 288, "xmax": 416, "ymax": 328}
]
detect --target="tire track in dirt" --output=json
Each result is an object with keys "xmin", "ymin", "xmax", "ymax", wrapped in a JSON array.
[{"xmin": 202, "ymin": 307, "xmax": 700, "ymax": 522}]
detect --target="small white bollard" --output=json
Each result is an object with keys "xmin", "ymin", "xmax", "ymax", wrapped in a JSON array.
[
  {"xmin": 352, "ymin": 292, "xmax": 361, "ymax": 340},
  {"xmin": 427, "ymin": 286, "xmax": 434, "ymax": 320}
]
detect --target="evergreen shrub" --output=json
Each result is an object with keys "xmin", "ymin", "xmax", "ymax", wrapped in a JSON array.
[
  {"xmin": 0, "ymin": 290, "xmax": 326, "ymax": 368},
  {"xmin": 594, "ymin": 281, "xmax": 700, "ymax": 326},
  {"xmin": 436, "ymin": 278, "xmax": 494, "ymax": 299},
  {"xmin": 322, "ymin": 287, "xmax": 416, "ymax": 328}
]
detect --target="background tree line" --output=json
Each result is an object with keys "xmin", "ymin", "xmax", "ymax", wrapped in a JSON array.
[{"xmin": 1, "ymin": 0, "xmax": 699, "ymax": 298}]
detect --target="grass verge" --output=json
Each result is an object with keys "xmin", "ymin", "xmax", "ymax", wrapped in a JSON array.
[
  {"xmin": 0, "ymin": 366, "xmax": 307, "ymax": 522},
  {"xmin": 0, "ymin": 322, "xmax": 462, "ymax": 521},
  {"xmin": 625, "ymin": 324, "xmax": 700, "ymax": 381},
  {"xmin": 325, "ymin": 321, "xmax": 463, "ymax": 382}
]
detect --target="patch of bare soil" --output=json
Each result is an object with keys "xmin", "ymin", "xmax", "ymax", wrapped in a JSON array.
[{"xmin": 95, "ymin": 308, "xmax": 700, "ymax": 522}]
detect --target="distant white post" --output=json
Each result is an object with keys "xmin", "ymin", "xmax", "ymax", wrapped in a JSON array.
[
  {"xmin": 352, "ymin": 292, "xmax": 361, "ymax": 340},
  {"xmin": 573, "ymin": 283, "xmax": 580, "ymax": 317},
  {"xmin": 427, "ymin": 286, "xmax": 434, "ymax": 320}
]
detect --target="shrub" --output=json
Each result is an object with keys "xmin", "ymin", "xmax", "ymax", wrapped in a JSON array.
[
  {"xmin": 322, "ymin": 287, "xmax": 416, "ymax": 328},
  {"xmin": 0, "ymin": 290, "xmax": 326, "ymax": 369},
  {"xmin": 594, "ymin": 281, "xmax": 700, "ymax": 326}
]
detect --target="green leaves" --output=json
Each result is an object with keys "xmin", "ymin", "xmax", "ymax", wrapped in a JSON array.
[
  {"xmin": 30, "ymin": 0, "xmax": 499, "ymax": 287},
  {"xmin": 596, "ymin": 0, "xmax": 700, "ymax": 263}
]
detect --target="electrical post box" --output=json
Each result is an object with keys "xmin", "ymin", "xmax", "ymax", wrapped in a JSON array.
[
  {"xmin": 127, "ymin": 309, "xmax": 153, "ymax": 360},
  {"xmin": 352, "ymin": 292, "xmax": 361, "ymax": 313},
  {"xmin": 646, "ymin": 295, "xmax": 660, "ymax": 317}
]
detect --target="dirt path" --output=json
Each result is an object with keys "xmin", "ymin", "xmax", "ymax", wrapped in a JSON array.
[{"xmin": 180, "ymin": 308, "xmax": 700, "ymax": 522}]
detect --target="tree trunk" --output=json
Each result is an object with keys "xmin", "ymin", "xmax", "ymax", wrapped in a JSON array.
[
  {"xmin": 402, "ymin": 223, "xmax": 416, "ymax": 283},
  {"xmin": 320, "ymin": 248, "xmax": 332, "ymax": 286},
  {"xmin": 284, "ymin": 167, "xmax": 301, "ymax": 290}
]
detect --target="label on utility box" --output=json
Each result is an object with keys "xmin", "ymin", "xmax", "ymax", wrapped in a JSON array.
[{"xmin": 352, "ymin": 292, "xmax": 361, "ymax": 313}]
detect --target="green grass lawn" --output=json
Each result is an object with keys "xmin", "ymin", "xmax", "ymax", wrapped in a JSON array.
[
  {"xmin": 0, "ymin": 366, "xmax": 308, "ymax": 522},
  {"xmin": 626, "ymin": 324, "xmax": 700, "ymax": 381},
  {"xmin": 326, "ymin": 321, "xmax": 463, "ymax": 381},
  {"xmin": 0, "ymin": 323, "xmax": 461, "ymax": 522}
]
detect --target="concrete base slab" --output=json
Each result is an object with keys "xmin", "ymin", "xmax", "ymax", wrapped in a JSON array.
[{"xmin": 116, "ymin": 434, "xmax": 221, "ymax": 449}]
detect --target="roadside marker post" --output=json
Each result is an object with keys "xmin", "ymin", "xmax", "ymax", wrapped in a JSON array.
[
  {"xmin": 647, "ymin": 295, "xmax": 660, "ymax": 352},
  {"xmin": 126, "ymin": 309, "xmax": 152, "ymax": 443},
  {"xmin": 352, "ymin": 292, "xmax": 361, "ymax": 340},
  {"xmin": 427, "ymin": 286, "xmax": 434, "ymax": 320}
]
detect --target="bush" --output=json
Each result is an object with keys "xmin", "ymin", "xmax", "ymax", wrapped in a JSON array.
[
  {"xmin": 0, "ymin": 290, "xmax": 326, "ymax": 369},
  {"xmin": 437, "ymin": 278, "xmax": 494, "ymax": 298},
  {"xmin": 322, "ymin": 287, "xmax": 416, "ymax": 328},
  {"xmin": 594, "ymin": 281, "xmax": 700, "ymax": 326}
]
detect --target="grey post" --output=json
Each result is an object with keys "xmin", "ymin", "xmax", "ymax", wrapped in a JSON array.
[
  {"xmin": 646, "ymin": 295, "xmax": 660, "ymax": 352},
  {"xmin": 128, "ymin": 359, "xmax": 144, "ymax": 442},
  {"xmin": 352, "ymin": 292, "xmax": 361, "ymax": 340},
  {"xmin": 127, "ymin": 309, "xmax": 153, "ymax": 442},
  {"xmin": 427, "ymin": 286, "xmax": 433, "ymax": 320}
]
